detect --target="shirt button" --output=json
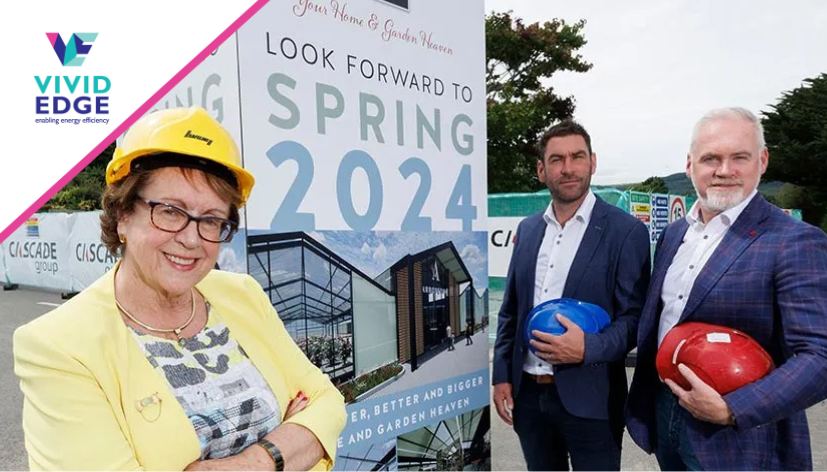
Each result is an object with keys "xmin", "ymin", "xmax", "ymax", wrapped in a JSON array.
[
  {"xmin": 556, "ymin": 241, "xmax": 561, "ymax": 245},
  {"xmin": 550, "ymin": 264, "xmax": 554, "ymax": 269},
  {"xmin": 704, "ymin": 235, "xmax": 709, "ymax": 240},
  {"xmin": 558, "ymin": 234, "xmax": 563, "ymax": 238},
  {"xmin": 689, "ymin": 265, "xmax": 695, "ymax": 270},
  {"xmin": 678, "ymin": 295, "xmax": 684, "ymax": 300},
  {"xmin": 544, "ymin": 289, "xmax": 548, "ymax": 293}
]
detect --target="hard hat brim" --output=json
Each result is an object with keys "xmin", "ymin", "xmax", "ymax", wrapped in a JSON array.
[{"xmin": 106, "ymin": 148, "xmax": 255, "ymax": 205}]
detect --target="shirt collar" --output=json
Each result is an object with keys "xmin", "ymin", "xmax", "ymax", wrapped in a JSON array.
[
  {"xmin": 544, "ymin": 190, "xmax": 597, "ymax": 227},
  {"xmin": 687, "ymin": 189, "xmax": 758, "ymax": 228}
]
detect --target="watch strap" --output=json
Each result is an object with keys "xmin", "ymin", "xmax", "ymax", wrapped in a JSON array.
[{"xmin": 257, "ymin": 438, "xmax": 285, "ymax": 471}]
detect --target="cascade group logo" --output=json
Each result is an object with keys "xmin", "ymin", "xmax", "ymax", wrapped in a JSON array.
[
  {"xmin": 10, "ymin": 217, "xmax": 60, "ymax": 275},
  {"xmin": 35, "ymin": 31, "xmax": 111, "ymax": 125},
  {"xmin": 47, "ymin": 32, "xmax": 97, "ymax": 67}
]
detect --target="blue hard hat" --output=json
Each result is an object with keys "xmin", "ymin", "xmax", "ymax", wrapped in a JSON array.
[{"xmin": 524, "ymin": 298, "xmax": 611, "ymax": 354}]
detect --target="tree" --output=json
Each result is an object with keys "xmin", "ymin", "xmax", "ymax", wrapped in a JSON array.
[
  {"xmin": 772, "ymin": 183, "xmax": 824, "ymax": 225},
  {"xmin": 762, "ymin": 74, "xmax": 827, "ymax": 230},
  {"xmin": 628, "ymin": 176, "xmax": 669, "ymax": 194},
  {"xmin": 486, "ymin": 12, "xmax": 592, "ymax": 193},
  {"xmin": 40, "ymin": 142, "xmax": 115, "ymax": 212}
]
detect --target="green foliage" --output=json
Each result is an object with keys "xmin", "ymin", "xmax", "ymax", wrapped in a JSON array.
[
  {"xmin": 486, "ymin": 12, "xmax": 592, "ymax": 193},
  {"xmin": 324, "ymin": 337, "xmax": 337, "ymax": 366},
  {"xmin": 337, "ymin": 362, "xmax": 403, "ymax": 403},
  {"xmin": 763, "ymin": 193, "xmax": 778, "ymax": 207},
  {"xmin": 300, "ymin": 335, "xmax": 354, "ymax": 369},
  {"xmin": 628, "ymin": 176, "xmax": 669, "ymax": 194},
  {"xmin": 301, "ymin": 337, "xmax": 326, "ymax": 368},
  {"xmin": 762, "ymin": 74, "xmax": 827, "ymax": 227},
  {"xmin": 772, "ymin": 183, "xmax": 825, "ymax": 222},
  {"xmin": 339, "ymin": 337, "xmax": 353, "ymax": 365},
  {"xmin": 40, "ymin": 142, "xmax": 115, "ymax": 212},
  {"xmin": 774, "ymin": 183, "xmax": 809, "ymax": 208},
  {"xmin": 606, "ymin": 172, "xmax": 785, "ymax": 200}
]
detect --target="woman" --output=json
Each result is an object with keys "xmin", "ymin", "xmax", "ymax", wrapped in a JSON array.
[{"xmin": 13, "ymin": 107, "xmax": 346, "ymax": 471}]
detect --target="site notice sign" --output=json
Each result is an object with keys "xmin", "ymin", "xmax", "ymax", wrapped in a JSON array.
[
  {"xmin": 239, "ymin": 1, "xmax": 487, "ymax": 232},
  {"xmin": 111, "ymin": 1, "xmax": 491, "ymax": 467},
  {"xmin": 235, "ymin": 1, "xmax": 491, "ymax": 470}
]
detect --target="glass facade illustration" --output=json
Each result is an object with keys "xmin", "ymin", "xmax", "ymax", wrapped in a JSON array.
[{"xmin": 248, "ymin": 234, "xmax": 356, "ymax": 383}]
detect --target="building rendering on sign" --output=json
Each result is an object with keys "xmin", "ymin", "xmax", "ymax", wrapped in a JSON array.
[
  {"xmin": 335, "ymin": 439, "xmax": 397, "ymax": 471},
  {"xmin": 376, "ymin": 242, "xmax": 478, "ymax": 371},
  {"xmin": 247, "ymin": 232, "xmax": 485, "ymax": 384},
  {"xmin": 397, "ymin": 407, "xmax": 491, "ymax": 471}
]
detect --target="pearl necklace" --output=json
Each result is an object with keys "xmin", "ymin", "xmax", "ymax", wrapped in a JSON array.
[{"xmin": 115, "ymin": 290, "xmax": 196, "ymax": 347}]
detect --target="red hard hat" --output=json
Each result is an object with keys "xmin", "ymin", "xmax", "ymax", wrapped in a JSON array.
[
  {"xmin": 656, "ymin": 322, "xmax": 775, "ymax": 395},
  {"xmin": 656, "ymin": 322, "xmax": 710, "ymax": 389}
]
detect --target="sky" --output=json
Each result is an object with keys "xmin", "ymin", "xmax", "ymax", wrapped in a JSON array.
[
  {"xmin": 308, "ymin": 230, "xmax": 489, "ymax": 291},
  {"xmin": 236, "ymin": 229, "xmax": 488, "ymax": 290},
  {"xmin": 483, "ymin": 0, "xmax": 827, "ymax": 185}
]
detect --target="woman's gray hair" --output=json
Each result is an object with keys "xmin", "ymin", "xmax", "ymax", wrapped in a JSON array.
[{"xmin": 690, "ymin": 107, "xmax": 766, "ymax": 154}]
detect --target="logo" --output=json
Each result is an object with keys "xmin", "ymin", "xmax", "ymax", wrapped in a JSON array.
[
  {"xmin": 36, "ymin": 32, "xmax": 109, "ymax": 123},
  {"xmin": 26, "ymin": 217, "xmax": 40, "ymax": 238},
  {"xmin": 46, "ymin": 33, "xmax": 98, "ymax": 67},
  {"xmin": 376, "ymin": 0, "xmax": 409, "ymax": 11},
  {"xmin": 490, "ymin": 230, "xmax": 516, "ymax": 248},
  {"xmin": 75, "ymin": 243, "xmax": 117, "ymax": 271},
  {"xmin": 184, "ymin": 130, "xmax": 213, "ymax": 146}
]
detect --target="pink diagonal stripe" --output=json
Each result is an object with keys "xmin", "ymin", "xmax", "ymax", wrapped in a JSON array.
[
  {"xmin": 46, "ymin": 33, "xmax": 58, "ymax": 47},
  {"xmin": 1, "ymin": 0, "xmax": 270, "ymax": 245}
]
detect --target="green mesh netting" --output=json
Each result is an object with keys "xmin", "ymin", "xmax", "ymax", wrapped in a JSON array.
[{"xmin": 489, "ymin": 188, "xmax": 629, "ymax": 217}]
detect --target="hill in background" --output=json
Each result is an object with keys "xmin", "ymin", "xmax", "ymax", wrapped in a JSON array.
[{"xmin": 597, "ymin": 172, "xmax": 784, "ymax": 197}]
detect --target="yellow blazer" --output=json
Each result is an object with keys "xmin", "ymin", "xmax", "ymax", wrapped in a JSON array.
[{"xmin": 13, "ymin": 266, "xmax": 346, "ymax": 471}]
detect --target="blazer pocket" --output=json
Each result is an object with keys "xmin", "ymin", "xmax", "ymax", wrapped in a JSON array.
[
  {"xmin": 721, "ymin": 269, "xmax": 769, "ymax": 277},
  {"xmin": 720, "ymin": 269, "xmax": 773, "ymax": 285}
]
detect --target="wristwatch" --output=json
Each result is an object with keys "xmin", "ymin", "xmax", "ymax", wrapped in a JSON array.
[{"xmin": 257, "ymin": 438, "xmax": 285, "ymax": 471}]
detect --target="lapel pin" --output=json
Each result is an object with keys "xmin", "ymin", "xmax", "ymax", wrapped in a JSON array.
[{"xmin": 749, "ymin": 230, "xmax": 757, "ymax": 237}]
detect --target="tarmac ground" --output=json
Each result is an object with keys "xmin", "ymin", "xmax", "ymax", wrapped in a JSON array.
[
  {"xmin": 2, "ymin": 287, "xmax": 826, "ymax": 470},
  {"xmin": 489, "ymin": 348, "xmax": 827, "ymax": 470}
]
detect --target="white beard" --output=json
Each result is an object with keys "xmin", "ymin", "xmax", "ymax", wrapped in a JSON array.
[{"xmin": 692, "ymin": 179, "xmax": 752, "ymax": 214}]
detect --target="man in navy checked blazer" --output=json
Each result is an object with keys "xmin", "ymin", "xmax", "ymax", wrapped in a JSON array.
[{"xmin": 626, "ymin": 107, "xmax": 827, "ymax": 470}]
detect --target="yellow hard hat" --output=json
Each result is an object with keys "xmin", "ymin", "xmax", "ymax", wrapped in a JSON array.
[{"xmin": 107, "ymin": 107, "xmax": 255, "ymax": 205}]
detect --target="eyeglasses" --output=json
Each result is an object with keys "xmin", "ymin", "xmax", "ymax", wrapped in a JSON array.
[{"xmin": 137, "ymin": 197, "xmax": 237, "ymax": 243}]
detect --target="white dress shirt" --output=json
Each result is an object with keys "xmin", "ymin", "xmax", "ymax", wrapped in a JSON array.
[
  {"xmin": 657, "ymin": 190, "xmax": 758, "ymax": 346},
  {"xmin": 524, "ymin": 191, "xmax": 597, "ymax": 375}
]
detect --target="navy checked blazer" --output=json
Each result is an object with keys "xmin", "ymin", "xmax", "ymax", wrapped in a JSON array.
[{"xmin": 626, "ymin": 194, "xmax": 827, "ymax": 470}]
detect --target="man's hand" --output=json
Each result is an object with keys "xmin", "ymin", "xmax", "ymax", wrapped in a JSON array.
[
  {"xmin": 493, "ymin": 383, "xmax": 514, "ymax": 426},
  {"xmin": 665, "ymin": 363, "xmax": 734, "ymax": 426},
  {"xmin": 528, "ymin": 314, "xmax": 585, "ymax": 364}
]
